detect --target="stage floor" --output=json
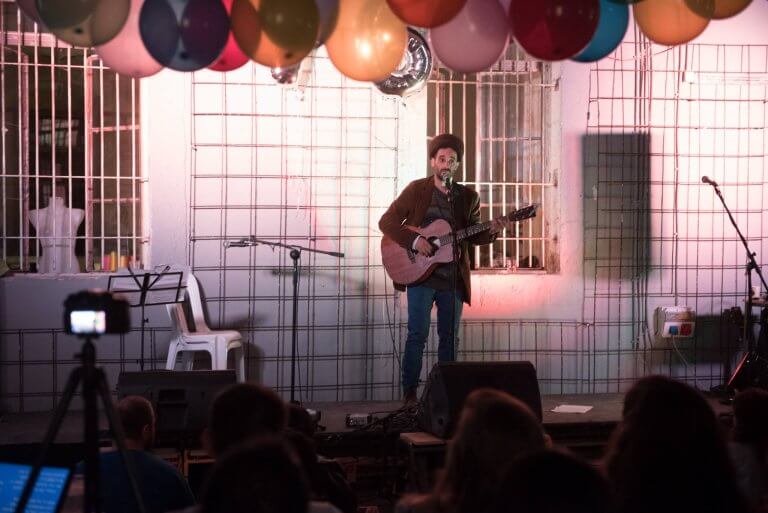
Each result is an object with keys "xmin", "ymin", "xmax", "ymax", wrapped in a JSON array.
[{"xmin": 0, "ymin": 393, "xmax": 732, "ymax": 455}]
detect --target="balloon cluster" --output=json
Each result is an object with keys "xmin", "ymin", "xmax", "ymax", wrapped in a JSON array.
[{"xmin": 15, "ymin": 0, "xmax": 754, "ymax": 84}]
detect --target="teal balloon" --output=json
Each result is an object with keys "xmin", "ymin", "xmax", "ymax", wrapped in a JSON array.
[{"xmin": 572, "ymin": 0, "xmax": 628, "ymax": 62}]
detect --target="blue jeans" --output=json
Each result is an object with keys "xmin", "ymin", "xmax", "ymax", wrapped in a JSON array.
[{"xmin": 402, "ymin": 285, "xmax": 463, "ymax": 393}]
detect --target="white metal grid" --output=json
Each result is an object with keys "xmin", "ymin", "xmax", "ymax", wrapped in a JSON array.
[{"xmin": 583, "ymin": 41, "xmax": 768, "ymax": 392}]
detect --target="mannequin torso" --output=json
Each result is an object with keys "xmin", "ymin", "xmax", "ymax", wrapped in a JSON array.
[{"xmin": 29, "ymin": 196, "xmax": 85, "ymax": 273}]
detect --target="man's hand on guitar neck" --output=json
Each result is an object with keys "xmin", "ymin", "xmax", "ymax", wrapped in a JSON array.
[
  {"xmin": 489, "ymin": 217, "xmax": 514, "ymax": 235},
  {"xmin": 413, "ymin": 236, "xmax": 435, "ymax": 257}
]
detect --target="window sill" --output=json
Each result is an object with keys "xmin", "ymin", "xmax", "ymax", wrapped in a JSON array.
[{"xmin": 472, "ymin": 268, "xmax": 549, "ymax": 275}]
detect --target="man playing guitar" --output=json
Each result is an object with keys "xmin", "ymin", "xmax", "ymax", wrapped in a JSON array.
[{"xmin": 379, "ymin": 134, "xmax": 514, "ymax": 404}]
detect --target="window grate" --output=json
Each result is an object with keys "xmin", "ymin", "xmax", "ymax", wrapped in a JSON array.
[
  {"xmin": 427, "ymin": 44, "xmax": 556, "ymax": 271},
  {"xmin": 0, "ymin": 1, "xmax": 143, "ymax": 273}
]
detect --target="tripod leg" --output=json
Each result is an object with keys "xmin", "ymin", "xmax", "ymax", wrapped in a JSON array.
[
  {"xmin": 14, "ymin": 368, "xmax": 82, "ymax": 513},
  {"xmin": 96, "ymin": 369, "xmax": 148, "ymax": 513},
  {"xmin": 83, "ymin": 365, "xmax": 108, "ymax": 513}
]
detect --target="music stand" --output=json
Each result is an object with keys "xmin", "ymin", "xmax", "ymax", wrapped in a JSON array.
[
  {"xmin": 108, "ymin": 267, "xmax": 185, "ymax": 371},
  {"xmin": 225, "ymin": 237, "xmax": 344, "ymax": 403}
]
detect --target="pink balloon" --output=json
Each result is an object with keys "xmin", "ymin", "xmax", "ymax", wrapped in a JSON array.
[
  {"xmin": 95, "ymin": 0, "xmax": 163, "ymax": 78},
  {"xmin": 429, "ymin": 0, "xmax": 509, "ymax": 73},
  {"xmin": 209, "ymin": 0, "xmax": 248, "ymax": 72}
]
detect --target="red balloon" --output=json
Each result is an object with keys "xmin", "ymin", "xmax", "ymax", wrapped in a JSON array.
[
  {"xmin": 509, "ymin": 0, "xmax": 600, "ymax": 61},
  {"xmin": 386, "ymin": 0, "xmax": 467, "ymax": 28},
  {"xmin": 209, "ymin": 0, "xmax": 249, "ymax": 72}
]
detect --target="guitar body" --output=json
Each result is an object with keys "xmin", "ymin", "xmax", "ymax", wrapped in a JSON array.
[
  {"xmin": 380, "ymin": 204, "xmax": 537, "ymax": 286},
  {"xmin": 381, "ymin": 219, "xmax": 456, "ymax": 286}
]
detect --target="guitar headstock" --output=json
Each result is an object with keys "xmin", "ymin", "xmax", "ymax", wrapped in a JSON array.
[{"xmin": 505, "ymin": 204, "xmax": 538, "ymax": 222}]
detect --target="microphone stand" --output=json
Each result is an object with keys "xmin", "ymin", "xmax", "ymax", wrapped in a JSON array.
[
  {"xmin": 705, "ymin": 180, "xmax": 768, "ymax": 391},
  {"xmin": 225, "ymin": 237, "xmax": 345, "ymax": 403},
  {"xmin": 444, "ymin": 177, "xmax": 460, "ymax": 363}
]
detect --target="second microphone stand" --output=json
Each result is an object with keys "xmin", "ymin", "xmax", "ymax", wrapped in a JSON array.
[
  {"xmin": 706, "ymin": 179, "xmax": 768, "ymax": 390},
  {"xmin": 226, "ymin": 237, "xmax": 344, "ymax": 403}
]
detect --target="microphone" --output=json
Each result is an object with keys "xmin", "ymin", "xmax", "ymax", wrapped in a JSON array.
[
  {"xmin": 440, "ymin": 171, "xmax": 453, "ymax": 190},
  {"xmin": 702, "ymin": 176, "xmax": 719, "ymax": 187},
  {"xmin": 224, "ymin": 240, "xmax": 249, "ymax": 248}
]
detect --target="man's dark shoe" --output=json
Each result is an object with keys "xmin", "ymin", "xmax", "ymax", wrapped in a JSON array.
[{"xmin": 403, "ymin": 388, "xmax": 418, "ymax": 406}]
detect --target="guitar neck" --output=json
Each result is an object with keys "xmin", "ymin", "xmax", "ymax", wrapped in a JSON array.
[{"xmin": 437, "ymin": 220, "xmax": 493, "ymax": 246}]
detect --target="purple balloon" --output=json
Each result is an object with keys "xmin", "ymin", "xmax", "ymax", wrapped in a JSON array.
[
  {"xmin": 429, "ymin": 0, "xmax": 509, "ymax": 73},
  {"xmin": 315, "ymin": 0, "xmax": 339, "ymax": 45},
  {"xmin": 96, "ymin": 0, "xmax": 163, "ymax": 78},
  {"xmin": 140, "ymin": 0, "xmax": 229, "ymax": 72}
]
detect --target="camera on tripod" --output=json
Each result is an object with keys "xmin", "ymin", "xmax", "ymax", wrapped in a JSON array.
[{"xmin": 64, "ymin": 290, "xmax": 131, "ymax": 336}]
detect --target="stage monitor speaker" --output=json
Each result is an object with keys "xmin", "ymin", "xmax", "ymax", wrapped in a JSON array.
[
  {"xmin": 116, "ymin": 370, "xmax": 236, "ymax": 447},
  {"xmin": 417, "ymin": 361, "xmax": 542, "ymax": 439}
]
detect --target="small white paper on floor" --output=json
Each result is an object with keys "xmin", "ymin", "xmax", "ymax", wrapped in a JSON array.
[{"xmin": 551, "ymin": 404, "xmax": 593, "ymax": 414}]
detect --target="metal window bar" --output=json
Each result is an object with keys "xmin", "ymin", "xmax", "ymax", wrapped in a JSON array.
[
  {"xmin": 427, "ymin": 43, "xmax": 555, "ymax": 271},
  {"xmin": 0, "ymin": 1, "xmax": 142, "ymax": 272}
]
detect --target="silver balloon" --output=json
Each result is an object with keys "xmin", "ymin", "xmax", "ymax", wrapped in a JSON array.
[
  {"xmin": 375, "ymin": 28, "xmax": 432, "ymax": 97},
  {"xmin": 270, "ymin": 65, "xmax": 300, "ymax": 85}
]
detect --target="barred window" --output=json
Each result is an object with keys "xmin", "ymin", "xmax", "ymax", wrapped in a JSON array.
[
  {"xmin": 0, "ymin": 1, "xmax": 142, "ymax": 273},
  {"xmin": 427, "ymin": 44, "xmax": 556, "ymax": 272}
]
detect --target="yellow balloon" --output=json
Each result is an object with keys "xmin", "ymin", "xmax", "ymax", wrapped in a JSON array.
[
  {"xmin": 325, "ymin": 0, "xmax": 408, "ymax": 82},
  {"xmin": 634, "ymin": 0, "xmax": 709, "ymax": 46},
  {"xmin": 50, "ymin": 0, "xmax": 130, "ymax": 47},
  {"xmin": 231, "ymin": 0, "xmax": 313, "ymax": 68}
]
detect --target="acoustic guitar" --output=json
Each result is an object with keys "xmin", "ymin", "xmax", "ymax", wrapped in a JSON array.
[{"xmin": 381, "ymin": 204, "xmax": 538, "ymax": 285}]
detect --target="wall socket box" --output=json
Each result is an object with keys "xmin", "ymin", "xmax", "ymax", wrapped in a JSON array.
[{"xmin": 654, "ymin": 306, "xmax": 696, "ymax": 338}]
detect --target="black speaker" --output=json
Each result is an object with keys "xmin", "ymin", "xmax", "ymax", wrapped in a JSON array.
[
  {"xmin": 116, "ymin": 370, "xmax": 236, "ymax": 447},
  {"xmin": 417, "ymin": 361, "xmax": 542, "ymax": 438}
]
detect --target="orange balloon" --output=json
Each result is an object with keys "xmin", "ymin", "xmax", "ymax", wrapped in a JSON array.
[
  {"xmin": 634, "ymin": 0, "xmax": 709, "ymax": 46},
  {"xmin": 325, "ymin": 0, "xmax": 408, "ymax": 82},
  {"xmin": 231, "ymin": 0, "xmax": 313, "ymax": 68}
]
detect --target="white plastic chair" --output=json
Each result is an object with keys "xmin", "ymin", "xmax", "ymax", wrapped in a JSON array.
[{"xmin": 165, "ymin": 274, "xmax": 246, "ymax": 381}]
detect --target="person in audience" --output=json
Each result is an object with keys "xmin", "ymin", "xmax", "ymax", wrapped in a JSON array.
[
  {"xmin": 80, "ymin": 395, "xmax": 195, "ymax": 513},
  {"xmin": 603, "ymin": 375, "xmax": 750, "ymax": 513},
  {"xmin": 203, "ymin": 383, "xmax": 286, "ymax": 456},
  {"xmin": 397, "ymin": 388, "xmax": 547, "ymax": 513},
  {"xmin": 286, "ymin": 405, "xmax": 358, "ymax": 513},
  {"xmin": 199, "ymin": 437, "xmax": 310, "ymax": 513},
  {"xmin": 729, "ymin": 387, "xmax": 768, "ymax": 511},
  {"xmin": 202, "ymin": 384, "xmax": 343, "ymax": 513},
  {"xmin": 488, "ymin": 449, "xmax": 614, "ymax": 513}
]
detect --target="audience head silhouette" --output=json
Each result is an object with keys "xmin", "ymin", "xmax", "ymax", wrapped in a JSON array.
[
  {"xmin": 604, "ymin": 375, "xmax": 749, "ymax": 513},
  {"xmin": 206, "ymin": 383, "xmax": 286, "ymax": 456},
  {"xmin": 200, "ymin": 437, "xmax": 310, "ymax": 513},
  {"xmin": 489, "ymin": 449, "xmax": 614, "ymax": 513},
  {"xmin": 732, "ymin": 387, "xmax": 768, "ymax": 448},
  {"xmin": 117, "ymin": 395, "xmax": 155, "ymax": 450},
  {"xmin": 431, "ymin": 388, "xmax": 546, "ymax": 513}
]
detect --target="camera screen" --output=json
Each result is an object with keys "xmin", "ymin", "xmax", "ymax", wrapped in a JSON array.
[{"xmin": 69, "ymin": 310, "xmax": 106, "ymax": 335}]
